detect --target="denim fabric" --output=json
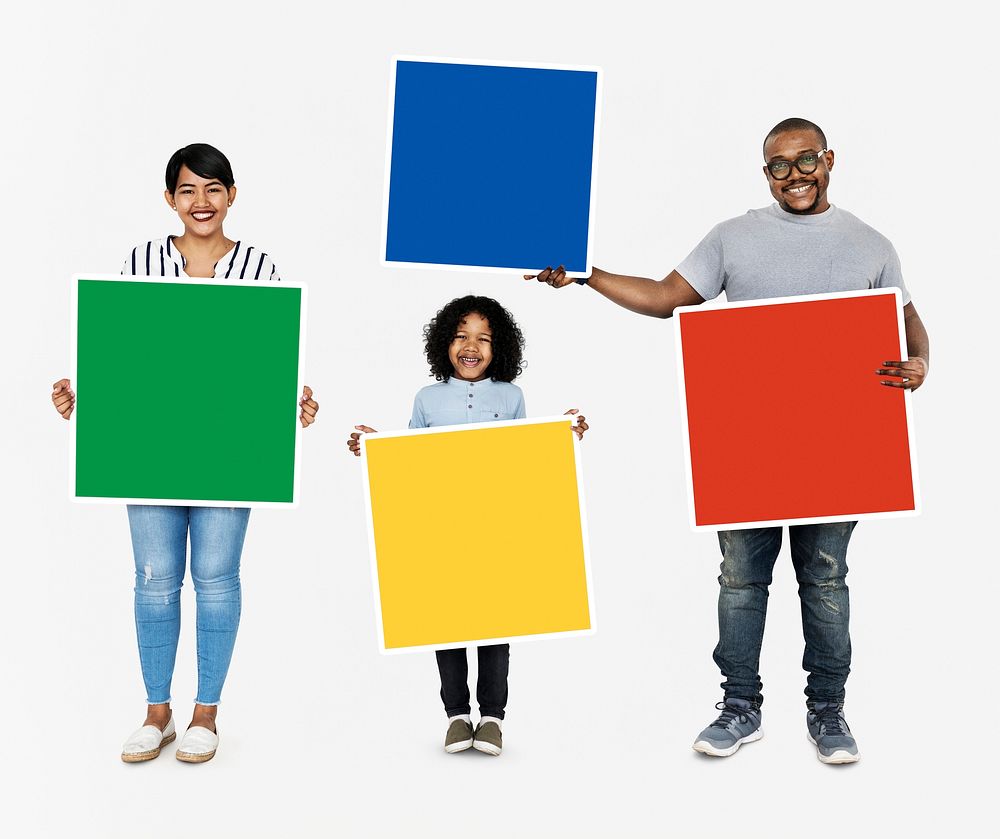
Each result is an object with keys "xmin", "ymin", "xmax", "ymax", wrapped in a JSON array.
[
  {"xmin": 127, "ymin": 505, "xmax": 249, "ymax": 705},
  {"xmin": 713, "ymin": 522, "xmax": 855, "ymax": 706},
  {"xmin": 436, "ymin": 644, "xmax": 510, "ymax": 720}
]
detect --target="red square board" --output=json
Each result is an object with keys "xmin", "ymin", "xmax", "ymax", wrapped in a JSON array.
[{"xmin": 675, "ymin": 289, "xmax": 918, "ymax": 530}]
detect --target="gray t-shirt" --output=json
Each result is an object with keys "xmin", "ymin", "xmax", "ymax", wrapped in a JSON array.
[{"xmin": 676, "ymin": 203, "xmax": 910, "ymax": 305}]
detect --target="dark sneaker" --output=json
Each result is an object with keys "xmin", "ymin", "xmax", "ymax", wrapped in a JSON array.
[
  {"xmin": 444, "ymin": 718, "xmax": 474, "ymax": 753},
  {"xmin": 807, "ymin": 702, "xmax": 860, "ymax": 764},
  {"xmin": 692, "ymin": 697, "xmax": 763, "ymax": 757},
  {"xmin": 472, "ymin": 721, "xmax": 502, "ymax": 756}
]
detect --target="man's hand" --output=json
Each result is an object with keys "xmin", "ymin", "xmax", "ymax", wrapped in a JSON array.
[
  {"xmin": 52, "ymin": 378, "xmax": 75, "ymax": 420},
  {"xmin": 299, "ymin": 386, "xmax": 319, "ymax": 427},
  {"xmin": 876, "ymin": 357, "xmax": 928, "ymax": 391},
  {"xmin": 564, "ymin": 408, "xmax": 589, "ymax": 440},
  {"xmin": 524, "ymin": 265, "xmax": 578, "ymax": 288},
  {"xmin": 347, "ymin": 425, "xmax": 377, "ymax": 456}
]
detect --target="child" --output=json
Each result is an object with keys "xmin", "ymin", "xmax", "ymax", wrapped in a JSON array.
[{"xmin": 348, "ymin": 295, "xmax": 588, "ymax": 756}]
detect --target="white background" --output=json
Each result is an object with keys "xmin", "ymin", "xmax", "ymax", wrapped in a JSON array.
[{"xmin": 1, "ymin": 2, "xmax": 996, "ymax": 837}]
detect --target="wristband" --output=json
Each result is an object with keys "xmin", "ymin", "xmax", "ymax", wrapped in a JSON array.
[{"xmin": 575, "ymin": 276, "xmax": 589, "ymax": 286}]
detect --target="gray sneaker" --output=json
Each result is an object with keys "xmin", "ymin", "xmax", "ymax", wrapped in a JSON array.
[
  {"xmin": 444, "ymin": 718, "xmax": 474, "ymax": 753},
  {"xmin": 692, "ymin": 697, "xmax": 763, "ymax": 757},
  {"xmin": 807, "ymin": 702, "xmax": 860, "ymax": 764}
]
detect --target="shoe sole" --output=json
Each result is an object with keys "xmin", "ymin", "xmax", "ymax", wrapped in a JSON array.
[
  {"xmin": 444, "ymin": 738, "xmax": 473, "ymax": 753},
  {"xmin": 472, "ymin": 740, "xmax": 502, "ymax": 756},
  {"xmin": 692, "ymin": 728, "xmax": 763, "ymax": 757},
  {"xmin": 175, "ymin": 747, "xmax": 217, "ymax": 764},
  {"xmin": 121, "ymin": 730, "xmax": 176, "ymax": 763},
  {"xmin": 807, "ymin": 732, "xmax": 860, "ymax": 764}
]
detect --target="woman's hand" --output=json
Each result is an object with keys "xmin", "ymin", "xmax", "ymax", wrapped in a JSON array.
[
  {"xmin": 564, "ymin": 408, "xmax": 589, "ymax": 440},
  {"xmin": 52, "ymin": 378, "xmax": 75, "ymax": 420},
  {"xmin": 347, "ymin": 425, "xmax": 377, "ymax": 456},
  {"xmin": 299, "ymin": 386, "xmax": 319, "ymax": 427}
]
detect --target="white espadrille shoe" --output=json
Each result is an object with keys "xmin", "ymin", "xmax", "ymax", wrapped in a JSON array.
[
  {"xmin": 121, "ymin": 716, "xmax": 176, "ymax": 763},
  {"xmin": 175, "ymin": 725, "xmax": 219, "ymax": 764}
]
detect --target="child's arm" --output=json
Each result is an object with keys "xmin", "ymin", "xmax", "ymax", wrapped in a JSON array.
[
  {"xmin": 348, "ymin": 391, "xmax": 426, "ymax": 457},
  {"xmin": 513, "ymin": 390, "xmax": 526, "ymax": 420},
  {"xmin": 347, "ymin": 425, "xmax": 377, "ymax": 457},
  {"xmin": 409, "ymin": 392, "xmax": 428, "ymax": 429},
  {"xmin": 564, "ymin": 407, "xmax": 589, "ymax": 440}
]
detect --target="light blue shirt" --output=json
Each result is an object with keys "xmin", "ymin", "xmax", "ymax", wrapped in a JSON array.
[{"xmin": 409, "ymin": 377, "xmax": 526, "ymax": 429}]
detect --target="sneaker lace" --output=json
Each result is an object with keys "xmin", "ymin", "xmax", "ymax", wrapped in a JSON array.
[
  {"xmin": 812, "ymin": 705, "xmax": 846, "ymax": 736},
  {"xmin": 709, "ymin": 700, "xmax": 755, "ymax": 729}
]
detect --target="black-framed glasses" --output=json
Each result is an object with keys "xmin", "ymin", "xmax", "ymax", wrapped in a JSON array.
[{"xmin": 765, "ymin": 149, "xmax": 829, "ymax": 180}]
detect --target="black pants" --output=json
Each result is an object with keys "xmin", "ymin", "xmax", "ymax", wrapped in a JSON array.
[{"xmin": 436, "ymin": 644, "xmax": 510, "ymax": 719}]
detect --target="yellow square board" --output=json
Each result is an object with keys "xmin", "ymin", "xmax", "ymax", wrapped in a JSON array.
[{"xmin": 361, "ymin": 416, "xmax": 594, "ymax": 653}]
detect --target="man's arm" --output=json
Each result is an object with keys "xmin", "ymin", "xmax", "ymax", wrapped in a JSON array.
[
  {"xmin": 525, "ymin": 266, "xmax": 705, "ymax": 318},
  {"xmin": 876, "ymin": 301, "xmax": 930, "ymax": 391},
  {"xmin": 903, "ymin": 302, "xmax": 929, "ymax": 365}
]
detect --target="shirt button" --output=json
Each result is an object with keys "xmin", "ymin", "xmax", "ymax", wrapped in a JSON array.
[
  {"xmin": 494, "ymin": 413, "xmax": 499, "ymax": 417},
  {"xmin": 468, "ymin": 404, "xmax": 473, "ymax": 408}
]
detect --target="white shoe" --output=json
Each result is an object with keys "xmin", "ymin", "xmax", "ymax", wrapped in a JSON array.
[
  {"xmin": 121, "ymin": 716, "xmax": 176, "ymax": 763},
  {"xmin": 175, "ymin": 725, "xmax": 219, "ymax": 763}
]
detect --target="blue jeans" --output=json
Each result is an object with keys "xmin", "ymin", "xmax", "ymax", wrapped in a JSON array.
[
  {"xmin": 127, "ymin": 505, "xmax": 249, "ymax": 705},
  {"xmin": 713, "ymin": 522, "xmax": 856, "ymax": 707}
]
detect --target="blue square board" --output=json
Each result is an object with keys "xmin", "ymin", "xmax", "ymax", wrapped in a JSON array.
[{"xmin": 382, "ymin": 58, "xmax": 601, "ymax": 276}]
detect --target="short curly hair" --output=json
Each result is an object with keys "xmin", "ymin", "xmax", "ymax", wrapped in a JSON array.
[{"xmin": 423, "ymin": 295, "xmax": 525, "ymax": 382}]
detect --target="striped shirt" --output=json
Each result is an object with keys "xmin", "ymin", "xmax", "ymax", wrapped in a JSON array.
[{"xmin": 122, "ymin": 237, "xmax": 280, "ymax": 280}]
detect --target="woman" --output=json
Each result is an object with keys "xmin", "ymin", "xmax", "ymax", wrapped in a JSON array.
[{"xmin": 51, "ymin": 143, "xmax": 318, "ymax": 764}]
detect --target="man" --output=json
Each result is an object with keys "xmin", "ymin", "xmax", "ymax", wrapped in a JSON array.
[{"xmin": 528, "ymin": 118, "xmax": 929, "ymax": 764}]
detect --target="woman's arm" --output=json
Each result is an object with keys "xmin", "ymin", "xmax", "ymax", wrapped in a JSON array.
[
  {"xmin": 299, "ymin": 386, "xmax": 319, "ymax": 427},
  {"xmin": 52, "ymin": 378, "xmax": 75, "ymax": 419}
]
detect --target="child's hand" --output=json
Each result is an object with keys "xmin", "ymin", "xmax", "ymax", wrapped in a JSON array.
[
  {"xmin": 347, "ymin": 425, "xmax": 377, "ymax": 456},
  {"xmin": 564, "ymin": 408, "xmax": 589, "ymax": 440},
  {"xmin": 299, "ymin": 386, "xmax": 319, "ymax": 428},
  {"xmin": 52, "ymin": 378, "xmax": 75, "ymax": 420}
]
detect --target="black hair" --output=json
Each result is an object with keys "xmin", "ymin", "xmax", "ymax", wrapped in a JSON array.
[
  {"xmin": 165, "ymin": 143, "xmax": 235, "ymax": 193},
  {"xmin": 423, "ymin": 295, "xmax": 525, "ymax": 382},
  {"xmin": 763, "ymin": 118, "xmax": 827, "ymax": 158}
]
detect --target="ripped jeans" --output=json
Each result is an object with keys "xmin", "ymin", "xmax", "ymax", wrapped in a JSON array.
[
  {"xmin": 713, "ymin": 522, "xmax": 856, "ymax": 707},
  {"xmin": 127, "ymin": 505, "xmax": 249, "ymax": 706}
]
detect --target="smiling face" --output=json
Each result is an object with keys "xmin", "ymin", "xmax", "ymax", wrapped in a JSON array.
[
  {"xmin": 165, "ymin": 164, "xmax": 237, "ymax": 237},
  {"xmin": 763, "ymin": 127, "xmax": 834, "ymax": 215},
  {"xmin": 448, "ymin": 312, "xmax": 494, "ymax": 382}
]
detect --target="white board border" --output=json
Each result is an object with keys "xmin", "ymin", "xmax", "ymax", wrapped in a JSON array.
[
  {"xmin": 379, "ymin": 55, "xmax": 603, "ymax": 279},
  {"xmin": 673, "ymin": 287, "xmax": 921, "ymax": 532},
  {"xmin": 69, "ymin": 273, "xmax": 308, "ymax": 508},
  {"xmin": 359, "ymin": 415, "xmax": 596, "ymax": 655}
]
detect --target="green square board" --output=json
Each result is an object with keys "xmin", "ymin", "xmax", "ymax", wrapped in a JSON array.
[{"xmin": 73, "ymin": 275, "xmax": 304, "ymax": 505}]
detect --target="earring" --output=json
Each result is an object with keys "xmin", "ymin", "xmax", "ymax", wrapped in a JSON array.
[{"xmin": 227, "ymin": 202, "xmax": 232, "ymax": 207}]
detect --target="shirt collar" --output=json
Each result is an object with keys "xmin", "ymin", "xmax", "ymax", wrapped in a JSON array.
[
  {"xmin": 164, "ymin": 236, "xmax": 241, "ymax": 277},
  {"xmin": 768, "ymin": 202, "xmax": 839, "ymax": 225},
  {"xmin": 446, "ymin": 376, "xmax": 495, "ymax": 388}
]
